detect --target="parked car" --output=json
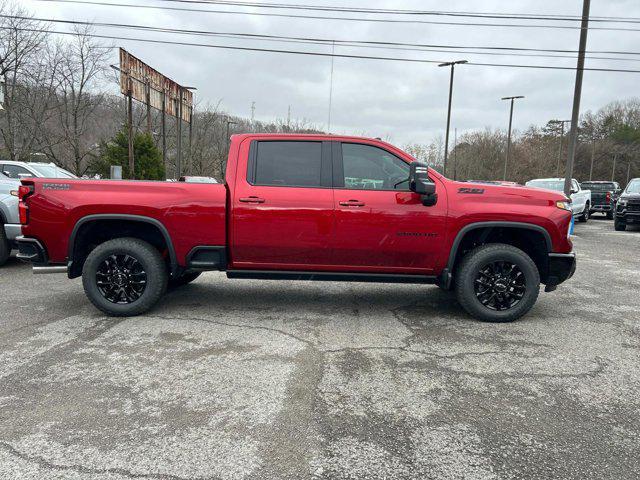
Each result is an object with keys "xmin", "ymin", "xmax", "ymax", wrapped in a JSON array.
[
  {"xmin": 614, "ymin": 178, "xmax": 640, "ymax": 231},
  {"xmin": 525, "ymin": 178, "xmax": 592, "ymax": 222},
  {"xmin": 0, "ymin": 172, "xmax": 20, "ymax": 266},
  {"xmin": 580, "ymin": 181, "xmax": 620, "ymax": 219},
  {"xmin": 15, "ymin": 134, "xmax": 575, "ymax": 323},
  {"xmin": 0, "ymin": 160, "xmax": 77, "ymax": 179}
]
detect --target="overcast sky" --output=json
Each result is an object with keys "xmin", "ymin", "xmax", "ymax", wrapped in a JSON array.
[{"xmin": 20, "ymin": 0, "xmax": 640, "ymax": 145}]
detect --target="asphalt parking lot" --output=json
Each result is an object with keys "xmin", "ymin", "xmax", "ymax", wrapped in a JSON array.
[{"xmin": 0, "ymin": 218, "xmax": 639, "ymax": 480}]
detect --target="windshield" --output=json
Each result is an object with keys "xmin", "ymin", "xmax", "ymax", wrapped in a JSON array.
[
  {"xmin": 581, "ymin": 183, "xmax": 616, "ymax": 192},
  {"xmin": 626, "ymin": 180, "xmax": 640, "ymax": 194},
  {"xmin": 29, "ymin": 164, "xmax": 76, "ymax": 178},
  {"xmin": 526, "ymin": 180, "xmax": 564, "ymax": 192}
]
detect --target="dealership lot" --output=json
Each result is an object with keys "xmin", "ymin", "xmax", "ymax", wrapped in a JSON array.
[{"xmin": 0, "ymin": 219, "xmax": 638, "ymax": 479}]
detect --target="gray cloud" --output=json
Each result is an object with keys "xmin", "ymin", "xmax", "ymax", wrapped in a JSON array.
[{"xmin": 24, "ymin": 0, "xmax": 640, "ymax": 145}]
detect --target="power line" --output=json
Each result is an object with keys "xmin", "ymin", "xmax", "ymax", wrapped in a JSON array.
[
  {"xmin": 31, "ymin": 0, "xmax": 640, "ymax": 32},
  {"xmin": 150, "ymin": 0, "xmax": 640, "ymax": 24},
  {"xmin": 10, "ymin": 25, "xmax": 640, "ymax": 73},
  {"xmin": 8, "ymin": 15, "xmax": 640, "ymax": 64}
]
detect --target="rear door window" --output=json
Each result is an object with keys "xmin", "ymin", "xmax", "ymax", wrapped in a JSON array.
[{"xmin": 249, "ymin": 141, "xmax": 327, "ymax": 188}]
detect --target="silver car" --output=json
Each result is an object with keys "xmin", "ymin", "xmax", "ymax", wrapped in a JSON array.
[{"xmin": 0, "ymin": 172, "xmax": 20, "ymax": 266}]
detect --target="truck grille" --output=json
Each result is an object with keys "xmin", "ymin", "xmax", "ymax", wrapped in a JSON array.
[{"xmin": 628, "ymin": 204, "xmax": 640, "ymax": 212}]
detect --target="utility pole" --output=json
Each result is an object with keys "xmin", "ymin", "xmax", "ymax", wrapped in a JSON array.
[
  {"xmin": 225, "ymin": 118, "xmax": 238, "ymax": 174},
  {"xmin": 145, "ymin": 77, "xmax": 152, "ymax": 134},
  {"xmin": 438, "ymin": 60, "xmax": 468, "ymax": 177},
  {"xmin": 287, "ymin": 105, "xmax": 291, "ymax": 129},
  {"xmin": 251, "ymin": 101, "xmax": 255, "ymax": 123},
  {"xmin": 563, "ymin": 0, "xmax": 591, "ymax": 197},
  {"xmin": 550, "ymin": 119, "xmax": 571, "ymax": 177},
  {"xmin": 501, "ymin": 95, "xmax": 525, "ymax": 181},
  {"xmin": 612, "ymin": 154, "xmax": 617, "ymax": 181},
  {"xmin": 627, "ymin": 160, "xmax": 632, "ymax": 184}
]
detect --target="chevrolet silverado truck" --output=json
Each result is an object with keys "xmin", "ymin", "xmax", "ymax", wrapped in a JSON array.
[
  {"xmin": 15, "ymin": 134, "xmax": 576, "ymax": 322},
  {"xmin": 614, "ymin": 178, "xmax": 640, "ymax": 231},
  {"xmin": 581, "ymin": 180, "xmax": 620, "ymax": 220}
]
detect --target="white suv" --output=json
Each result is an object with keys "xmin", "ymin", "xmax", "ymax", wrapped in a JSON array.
[{"xmin": 0, "ymin": 160, "xmax": 76, "ymax": 179}]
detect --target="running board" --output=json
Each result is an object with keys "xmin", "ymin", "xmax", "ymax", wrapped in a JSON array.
[{"xmin": 226, "ymin": 270, "xmax": 437, "ymax": 284}]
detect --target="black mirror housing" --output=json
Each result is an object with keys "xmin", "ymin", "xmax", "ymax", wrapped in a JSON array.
[
  {"xmin": 409, "ymin": 162, "xmax": 438, "ymax": 206},
  {"xmin": 409, "ymin": 162, "xmax": 436, "ymax": 195}
]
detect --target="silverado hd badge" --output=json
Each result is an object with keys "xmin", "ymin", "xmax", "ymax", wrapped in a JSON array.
[{"xmin": 43, "ymin": 183, "xmax": 71, "ymax": 190}]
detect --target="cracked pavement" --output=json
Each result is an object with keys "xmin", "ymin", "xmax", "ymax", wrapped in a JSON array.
[{"xmin": 0, "ymin": 218, "xmax": 639, "ymax": 479}]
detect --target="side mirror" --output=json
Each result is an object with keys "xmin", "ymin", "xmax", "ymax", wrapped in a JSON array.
[
  {"xmin": 409, "ymin": 162, "xmax": 438, "ymax": 206},
  {"xmin": 570, "ymin": 188, "xmax": 578, "ymax": 195}
]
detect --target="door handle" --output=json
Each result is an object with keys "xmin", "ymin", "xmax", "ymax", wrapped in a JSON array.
[
  {"xmin": 239, "ymin": 196, "xmax": 265, "ymax": 204},
  {"xmin": 339, "ymin": 200, "xmax": 365, "ymax": 207}
]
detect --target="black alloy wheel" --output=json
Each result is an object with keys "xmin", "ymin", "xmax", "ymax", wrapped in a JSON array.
[
  {"xmin": 474, "ymin": 261, "xmax": 526, "ymax": 311},
  {"xmin": 96, "ymin": 253, "xmax": 148, "ymax": 304}
]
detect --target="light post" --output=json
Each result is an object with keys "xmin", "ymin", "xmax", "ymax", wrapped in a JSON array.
[
  {"xmin": 550, "ymin": 119, "xmax": 571, "ymax": 177},
  {"xmin": 438, "ymin": 60, "xmax": 467, "ymax": 176},
  {"xmin": 501, "ymin": 95, "xmax": 524, "ymax": 181}
]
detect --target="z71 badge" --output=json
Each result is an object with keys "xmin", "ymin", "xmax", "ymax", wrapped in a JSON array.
[
  {"xmin": 43, "ymin": 183, "xmax": 71, "ymax": 190},
  {"xmin": 458, "ymin": 187, "xmax": 485, "ymax": 194}
]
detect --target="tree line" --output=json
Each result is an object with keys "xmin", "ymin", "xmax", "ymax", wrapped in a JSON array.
[{"xmin": 1, "ymin": 1, "xmax": 638, "ymax": 185}]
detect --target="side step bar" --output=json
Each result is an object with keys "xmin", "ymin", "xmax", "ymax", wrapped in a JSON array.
[
  {"xmin": 33, "ymin": 266, "xmax": 68, "ymax": 275},
  {"xmin": 227, "ymin": 270, "xmax": 437, "ymax": 284}
]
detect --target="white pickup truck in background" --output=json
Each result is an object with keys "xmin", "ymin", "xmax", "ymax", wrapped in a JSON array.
[{"xmin": 525, "ymin": 178, "xmax": 592, "ymax": 222}]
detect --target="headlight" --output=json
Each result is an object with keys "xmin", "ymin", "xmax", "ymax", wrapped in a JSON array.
[
  {"xmin": 556, "ymin": 201, "xmax": 572, "ymax": 212},
  {"xmin": 618, "ymin": 198, "xmax": 628, "ymax": 207}
]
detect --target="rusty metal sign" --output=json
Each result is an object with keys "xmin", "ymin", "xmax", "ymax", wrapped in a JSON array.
[{"xmin": 119, "ymin": 48, "xmax": 193, "ymax": 123}]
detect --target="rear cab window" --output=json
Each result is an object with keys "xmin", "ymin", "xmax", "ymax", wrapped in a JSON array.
[{"xmin": 247, "ymin": 140, "xmax": 331, "ymax": 188}]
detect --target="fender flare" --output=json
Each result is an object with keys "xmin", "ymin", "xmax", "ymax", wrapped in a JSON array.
[
  {"xmin": 442, "ymin": 221, "xmax": 552, "ymax": 288},
  {"xmin": 68, "ymin": 214, "xmax": 177, "ymax": 276}
]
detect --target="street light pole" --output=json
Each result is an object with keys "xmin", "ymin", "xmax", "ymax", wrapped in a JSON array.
[
  {"xmin": 501, "ymin": 95, "xmax": 524, "ymax": 181},
  {"xmin": 438, "ymin": 60, "xmax": 467, "ymax": 177}
]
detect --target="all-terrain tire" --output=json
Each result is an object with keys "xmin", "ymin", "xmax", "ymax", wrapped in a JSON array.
[
  {"xmin": 82, "ymin": 237, "xmax": 168, "ymax": 316},
  {"xmin": 578, "ymin": 203, "xmax": 590, "ymax": 223},
  {"xmin": 0, "ymin": 227, "xmax": 10, "ymax": 266},
  {"xmin": 168, "ymin": 271, "xmax": 201, "ymax": 288},
  {"xmin": 455, "ymin": 243, "xmax": 540, "ymax": 323},
  {"xmin": 614, "ymin": 219, "xmax": 627, "ymax": 231}
]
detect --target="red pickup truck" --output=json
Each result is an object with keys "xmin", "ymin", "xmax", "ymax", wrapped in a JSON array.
[{"xmin": 16, "ymin": 134, "xmax": 575, "ymax": 322}]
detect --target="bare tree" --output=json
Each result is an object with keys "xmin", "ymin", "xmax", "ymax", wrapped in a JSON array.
[
  {"xmin": 0, "ymin": 1, "xmax": 50, "ymax": 160},
  {"xmin": 40, "ymin": 25, "xmax": 111, "ymax": 175}
]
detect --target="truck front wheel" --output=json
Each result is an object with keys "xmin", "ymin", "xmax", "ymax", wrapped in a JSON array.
[
  {"xmin": 82, "ymin": 237, "xmax": 168, "ymax": 316},
  {"xmin": 455, "ymin": 243, "xmax": 540, "ymax": 323}
]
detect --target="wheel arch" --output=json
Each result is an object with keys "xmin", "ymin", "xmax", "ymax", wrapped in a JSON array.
[
  {"xmin": 68, "ymin": 214, "xmax": 177, "ymax": 279},
  {"xmin": 442, "ymin": 222, "xmax": 552, "ymax": 289}
]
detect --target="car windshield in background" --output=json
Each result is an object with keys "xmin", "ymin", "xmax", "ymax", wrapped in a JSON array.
[
  {"xmin": 626, "ymin": 180, "xmax": 640, "ymax": 194},
  {"xmin": 526, "ymin": 180, "xmax": 564, "ymax": 191},
  {"xmin": 29, "ymin": 165, "xmax": 76, "ymax": 178},
  {"xmin": 581, "ymin": 183, "xmax": 615, "ymax": 192}
]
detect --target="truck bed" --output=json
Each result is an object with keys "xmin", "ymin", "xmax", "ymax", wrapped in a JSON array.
[{"xmin": 21, "ymin": 178, "xmax": 228, "ymax": 266}]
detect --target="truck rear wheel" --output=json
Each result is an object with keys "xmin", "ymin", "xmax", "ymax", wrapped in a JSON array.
[
  {"xmin": 82, "ymin": 237, "xmax": 168, "ymax": 317},
  {"xmin": 455, "ymin": 243, "xmax": 540, "ymax": 323}
]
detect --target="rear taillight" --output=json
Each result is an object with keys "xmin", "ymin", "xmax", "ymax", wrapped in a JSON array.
[
  {"xmin": 18, "ymin": 184, "xmax": 34, "ymax": 225},
  {"xmin": 605, "ymin": 191, "xmax": 611, "ymax": 203}
]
